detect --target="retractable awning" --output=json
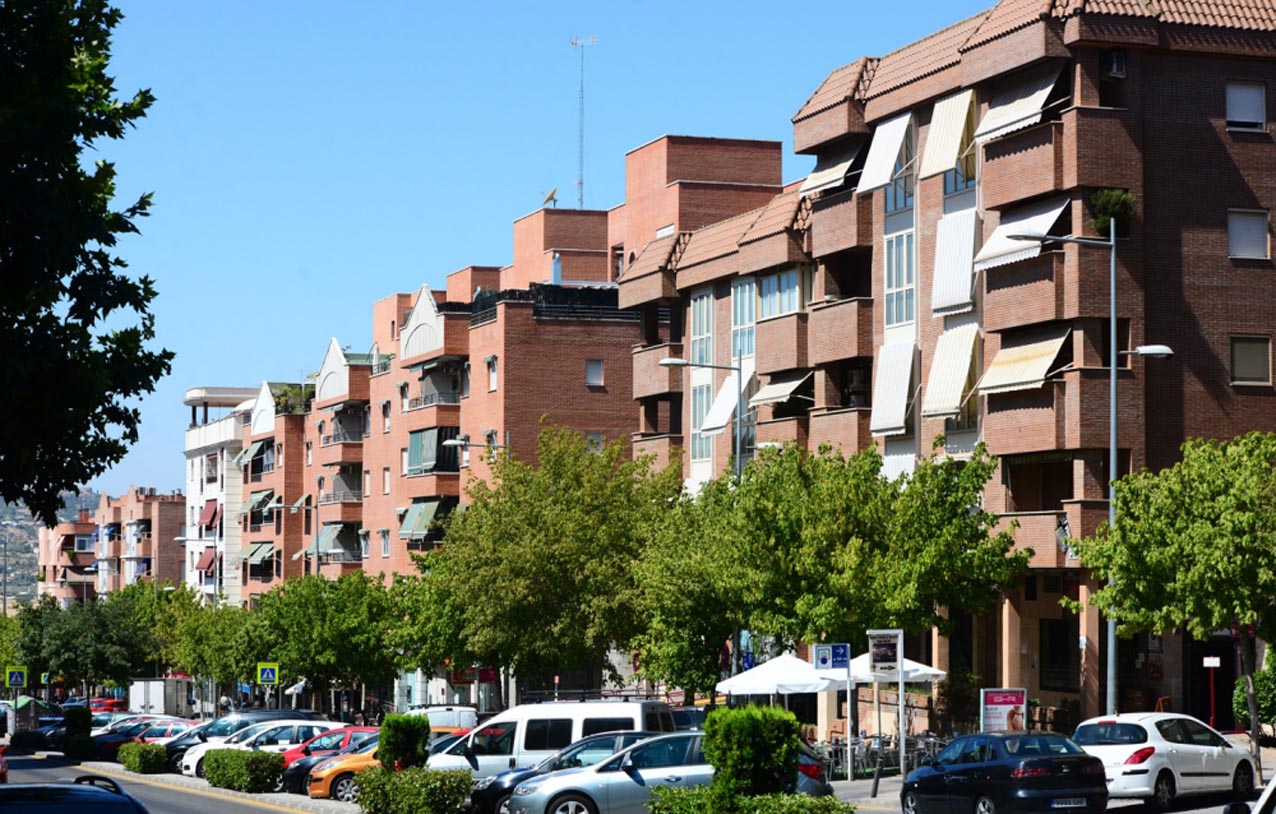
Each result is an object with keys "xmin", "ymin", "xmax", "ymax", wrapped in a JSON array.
[
  {"xmin": 247, "ymin": 542, "xmax": 275, "ymax": 565},
  {"xmin": 209, "ymin": 505, "xmax": 222, "ymax": 528},
  {"xmin": 245, "ymin": 490, "xmax": 275, "ymax": 513},
  {"xmin": 409, "ymin": 501, "xmax": 441, "ymax": 539},
  {"xmin": 858, "ymin": 113, "xmax": 912, "ymax": 192},
  {"xmin": 316, "ymin": 523, "xmax": 344, "ymax": 553},
  {"xmin": 921, "ymin": 323, "xmax": 980, "ymax": 418},
  {"xmin": 700, "ymin": 358, "xmax": 757, "ymax": 436},
  {"xmin": 292, "ymin": 540, "xmax": 317, "ymax": 561},
  {"xmin": 798, "ymin": 140, "xmax": 864, "ymax": 196},
  {"xmin": 979, "ymin": 327, "xmax": 1072, "ymax": 395},
  {"xmin": 869, "ymin": 342, "xmax": 915, "ymax": 437},
  {"xmin": 919, "ymin": 89, "xmax": 975, "ymax": 179},
  {"xmin": 235, "ymin": 440, "xmax": 263, "ymax": 467},
  {"xmin": 194, "ymin": 547, "xmax": 216, "ymax": 572},
  {"xmin": 749, "ymin": 372, "xmax": 813, "ymax": 407},
  {"xmin": 398, "ymin": 502, "xmax": 425, "ymax": 539},
  {"xmin": 973, "ymin": 197, "xmax": 1070, "ymax": 272},
  {"xmin": 974, "ymin": 63, "xmax": 1063, "ymax": 142},
  {"xmin": 197, "ymin": 499, "xmax": 218, "ymax": 527},
  {"xmin": 931, "ymin": 208, "xmax": 981, "ymax": 315},
  {"xmin": 203, "ymin": 552, "xmax": 222, "ymax": 576}
]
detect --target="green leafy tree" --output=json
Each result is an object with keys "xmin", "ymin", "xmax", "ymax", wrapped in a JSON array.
[
  {"xmin": 16, "ymin": 593, "xmax": 150, "ymax": 687},
  {"xmin": 0, "ymin": 0, "xmax": 174, "ymax": 525},
  {"xmin": 1073, "ymin": 431, "xmax": 1276, "ymax": 773}
]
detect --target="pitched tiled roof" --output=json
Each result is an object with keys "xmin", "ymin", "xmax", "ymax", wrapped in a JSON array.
[
  {"xmin": 675, "ymin": 209, "xmax": 761, "ymax": 270},
  {"xmin": 1053, "ymin": 0, "xmax": 1276, "ymax": 30},
  {"xmin": 739, "ymin": 191, "xmax": 802, "ymax": 245},
  {"xmin": 964, "ymin": 0, "xmax": 1054, "ymax": 50},
  {"xmin": 622, "ymin": 235, "xmax": 677, "ymax": 280},
  {"xmin": 792, "ymin": 58, "xmax": 872, "ymax": 121},
  {"xmin": 867, "ymin": 11, "xmax": 992, "ymax": 99}
]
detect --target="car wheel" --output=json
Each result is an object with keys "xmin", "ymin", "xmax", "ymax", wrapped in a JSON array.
[
  {"xmin": 169, "ymin": 753, "xmax": 184, "ymax": 773},
  {"xmin": 1233, "ymin": 762, "xmax": 1254, "ymax": 798},
  {"xmin": 903, "ymin": 790, "xmax": 921, "ymax": 814},
  {"xmin": 974, "ymin": 795, "xmax": 995, "ymax": 814},
  {"xmin": 332, "ymin": 773, "xmax": 360, "ymax": 803},
  {"xmin": 549, "ymin": 793, "xmax": 599, "ymax": 814},
  {"xmin": 1150, "ymin": 771, "xmax": 1175, "ymax": 811},
  {"xmin": 496, "ymin": 792, "xmax": 513, "ymax": 814},
  {"xmin": 195, "ymin": 758, "xmax": 205, "ymax": 779},
  {"xmin": 273, "ymin": 773, "xmax": 285, "ymax": 793}
]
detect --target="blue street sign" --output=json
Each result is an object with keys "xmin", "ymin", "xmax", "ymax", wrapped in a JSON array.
[
  {"xmin": 741, "ymin": 653, "xmax": 755, "ymax": 671},
  {"xmin": 831, "ymin": 643, "xmax": 851, "ymax": 670},
  {"xmin": 5, "ymin": 666, "xmax": 27, "ymax": 688},
  {"xmin": 257, "ymin": 662, "xmax": 279, "ymax": 685}
]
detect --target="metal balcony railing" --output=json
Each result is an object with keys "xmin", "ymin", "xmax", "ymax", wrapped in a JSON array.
[
  {"xmin": 319, "ymin": 491, "xmax": 363, "ymax": 504},
  {"xmin": 321, "ymin": 430, "xmax": 366, "ymax": 446},
  {"xmin": 320, "ymin": 550, "xmax": 363, "ymax": 563},
  {"xmin": 406, "ymin": 392, "xmax": 460, "ymax": 410}
]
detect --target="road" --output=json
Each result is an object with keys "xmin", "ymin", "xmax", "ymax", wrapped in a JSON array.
[{"xmin": 5, "ymin": 754, "xmax": 318, "ymax": 814}]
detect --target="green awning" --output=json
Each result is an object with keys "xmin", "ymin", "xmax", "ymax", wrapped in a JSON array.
[
  {"xmin": 247, "ymin": 542, "xmax": 275, "ymax": 565},
  {"xmin": 237, "ymin": 440, "xmax": 264, "ymax": 466},
  {"xmin": 292, "ymin": 539, "xmax": 317, "ymax": 561},
  {"xmin": 316, "ymin": 523, "xmax": 344, "ymax": 553},
  {"xmin": 411, "ymin": 500, "xmax": 441, "ymax": 539},
  {"xmin": 247, "ymin": 490, "xmax": 275, "ymax": 512},
  {"xmin": 290, "ymin": 493, "xmax": 311, "ymax": 514},
  {"xmin": 398, "ymin": 502, "xmax": 425, "ymax": 539}
]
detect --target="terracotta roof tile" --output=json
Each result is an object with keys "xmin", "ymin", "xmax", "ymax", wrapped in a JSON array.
[
  {"xmin": 793, "ymin": 58, "xmax": 871, "ymax": 121},
  {"xmin": 675, "ymin": 209, "xmax": 762, "ymax": 270},
  {"xmin": 622, "ymin": 235, "xmax": 677, "ymax": 280},
  {"xmin": 867, "ymin": 11, "xmax": 992, "ymax": 99},
  {"xmin": 740, "ymin": 192, "xmax": 802, "ymax": 245},
  {"xmin": 964, "ymin": 0, "xmax": 1054, "ymax": 49},
  {"xmin": 1054, "ymin": 0, "xmax": 1276, "ymax": 30}
]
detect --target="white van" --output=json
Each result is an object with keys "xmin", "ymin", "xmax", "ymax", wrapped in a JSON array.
[
  {"xmin": 426, "ymin": 700, "xmax": 676, "ymax": 778},
  {"xmin": 405, "ymin": 704, "xmax": 478, "ymax": 731}
]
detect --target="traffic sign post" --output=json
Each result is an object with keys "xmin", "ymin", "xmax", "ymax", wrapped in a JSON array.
[
  {"xmin": 1203, "ymin": 656, "xmax": 1221, "ymax": 727},
  {"xmin": 258, "ymin": 662, "xmax": 280, "ymax": 710},
  {"xmin": 812, "ymin": 643, "xmax": 852, "ymax": 780},
  {"xmin": 5, "ymin": 666, "xmax": 27, "ymax": 689}
]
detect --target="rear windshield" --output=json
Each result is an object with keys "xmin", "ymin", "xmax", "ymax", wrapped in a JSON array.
[
  {"xmin": 1073, "ymin": 722, "xmax": 1148, "ymax": 746},
  {"xmin": 1002, "ymin": 734, "xmax": 1085, "ymax": 755}
]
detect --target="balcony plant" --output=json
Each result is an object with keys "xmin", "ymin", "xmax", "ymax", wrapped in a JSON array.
[{"xmin": 1090, "ymin": 188, "xmax": 1135, "ymax": 238}]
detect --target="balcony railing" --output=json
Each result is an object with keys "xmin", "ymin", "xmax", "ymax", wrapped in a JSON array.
[
  {"xmin": 320, "ymin": 550, "xmax": 363, "ymax": 563},
  {"xmin": 406, "ymin": 392, "xmax": 460, "ymax": 411},
  {"xmin": 371, "ymin": 358, "xmax": 393, "ymax": 375},
  {"xmin": 321, "ymin": 430, "xmax": 366, "ymax": 446},
  {"xmin": 319, "ymin": 490, "xmax": 363, "ymax": 504}
]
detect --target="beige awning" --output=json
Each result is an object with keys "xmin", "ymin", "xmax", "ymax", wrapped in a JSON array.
[
  {"xmin": 247, "ymin": 542, "xmax": 276, "ymax": 565},
  {"xmin": 973, "ymin": 197, "xmax": 1070, "ymax": 272},
  {"xmin": 921, "ymin": 323, "xmax": 980, "ymax": 417},
  {"xmin": 869, "ymin": 342, "xmax": 915, "ymax": 437},
  {"xmin": 919, "ymin": 89, "xmax": 975, "ymax": 179},
  {"xmin": 799, "ymin": 140, "xmax": 864, "ymax": 196},
  {"xmin": 931, "ymin": 208, "xmax": 980, "ymax": 315},
  {"xmin": 857, "ymin": 112, "xmax": 912, "ymax": 192},
  {"xmin": 974, "ymin": 63, "xmax": 1063, "ymax": 142},
  {"xmin": 749, "ymin": 372, "xmax": 813, "ymax": 407},
  {"xmin": 700, "ymin": 357, "xmax": 757, "ymax": 436},
  {"xmin": 979, "ymin": 327, "xmax": 1072, "ymax": 395}
]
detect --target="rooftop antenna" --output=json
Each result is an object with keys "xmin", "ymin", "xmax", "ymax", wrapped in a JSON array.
[{"xmin": 569, "ymin": 36, "xmax": 597, "ymax": 209}]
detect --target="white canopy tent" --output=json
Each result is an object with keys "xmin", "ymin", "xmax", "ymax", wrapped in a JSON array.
[
  {"xmin": 817, "ymin": 653, "xmax": 946, "ymax": 685},
  {"xmin": 715, "ymin": 654, "xmax": 841, "ymax": 696}
]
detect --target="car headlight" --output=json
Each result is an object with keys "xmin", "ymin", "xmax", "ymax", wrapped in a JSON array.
[
  {"xmin": 513, "ymin": 783, "xmax": 541, "ymax": 796},
  {"xmin": 473, "ymin": 776, "xmax": 496, "ymax": 791}
]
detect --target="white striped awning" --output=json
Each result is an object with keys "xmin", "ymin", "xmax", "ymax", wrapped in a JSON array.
[
  {"xmin": 920, "ymin": 89, "xmax": 975, "ymax": 179},
  {"xmin": 799, "ymin": 140, "xmax": 864, "ymax": 196},
  {"xmin": 979, "ymin": 327, "xmax": 1072, "ymax": 395},
  {"xmin": 700, "ymin": 358, "xmax": 757, "ymax": 436},
  {"xmin": 974, "ymin": 63, "xmax": 1063, "ymax": 142},
  {"xmin": 857, "ymin": 113, "xmax": 912, "ymax": 192},
  {"xmin": 921, "ymin": 323, "xmax": 980, "ymax": 417},
  {"xmin": 931, "ymin": 208, "xmax": 981, "ymax": 315},
  {"xmin": 869, "ymin": 342, "xmax": 915, "ymax": 437},
  {"xmin": 973, "ymin": 197, "xmax": 1070, "ymax": 272},
  {"xmin": 749, "ymin": 371, "xmax": 813, "ymax": 407}
]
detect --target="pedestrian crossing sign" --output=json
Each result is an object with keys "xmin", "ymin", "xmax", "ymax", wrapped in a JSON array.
[
  {"xmin": 40, "ymin": 672, "xmax": 49, "ymax": 685},
  {"xmin": 257, "ymin": 662, "xmax": 279, "ymax": 685},
  {"xmin": 5, "ymin": 666, "xmax": 27, "ymax": 688}
]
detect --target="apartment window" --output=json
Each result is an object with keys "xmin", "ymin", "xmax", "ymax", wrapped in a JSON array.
[
  {"xmin": 885, "ymin": 125, "xmax": 916, "ymax": 214},
  {"xmin": 363, "ymin": 469, "xmax": 371, "ymax": 496},
  {"xmin": 944, "ymin": 102, "xmax": 978, "ymax": 195},
  {"xmin": 655, "ymin": 224, "xmax": 676, "ymax": 239},
  {"xmin": 305, "ymin": 442, "xmax": 312, "ymax": 466},
  {"xmin": 362, "ymin": 406, "xmax": 371, "ymax": 436},
  {"xmin": 1226, "ymin": 81, "xmax": 1266, "ymax": 130},
  {"xmin": 400, "ymin": 448, "xmax": 408, "ymax": 476},
  {"xmin": 399, "ymin": 384, "xmax": 409, "ymax": 411},
  {"xmin": 360, "ymin": 532, "xmax": 370, "ymax": 560},
  {"xmin": 584, "ymin": 431, "xmax": 605, "ymax": 452},
  {"xmin": 690, "ymin": 290, "xmax": 712, "ymax": 366},
  {"xmin": 380, "ymin": 529, "xmax": 390, "ymax": 558},
  {"xmin": 585, "ymin": 359, "xmax": 604, "ymax": 387},
  {"xmin": 1229, "ymin": 210, "xmax": 1269, "ymax": 259},
  {"xmin": 1231, "ymin": 336, "xmax": 1272, "ymax": 384},
  {"xmin": 732, "ymin": 277, "xmax": 756, "ymax": 359},
  {"xmin": 382, "ymin": 402, "xmax": 391, "ymax": 433},
  {"xmin": 486, "ymin": 357, "xmax": 498, "ymax": 391},
  {"xmin": 382, "ymin": 466, "xmax": 391, "ymax": 494},
  {"xmin": 690, "ymin": 384, "xmax": 712, "ymax": 462},
  {"xmin": 884, "ymin": 231, "xmax": 916, "ymax": 326},
  {"xmin": 759, "ymin": 268, "xmax": 803, "ymax": 319},
  {"xmin": 461, "ymin": 363, "xmax": 471, "ymax": 398}
]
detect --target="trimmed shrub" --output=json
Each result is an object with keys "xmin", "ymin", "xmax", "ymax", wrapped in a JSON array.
[
  {"xmin": 62, "ymin": 734, "xmax": 96, "ymax": 760},
  {"xmin": 118, "ymin": 742, "xmax": 167, "ymax": 774},
  {"xmin": 64, "ymin": 706, "xmax": 91, "ymax": 737},
  {"xmin": 8, "ymin": 730, "xmax": 47, "ymax": 752},
  {"xmin": 356, "ymin": 765, "xmax": 471, "ymax": 814},
  {"xmin": 377, "ymin": 713, "xmax": 431, "ymax": 770},
  {"xmin": 703, "ymin": 705, "xmax": 802, "ymax": 804},
  {"xmin": 650, "ymin": 786, "xmax": 856, "ymax": 814},
  {"xmin": 204, "ymin": 749, "xmax": 284, "ymax": 793},
  {"xmin": 1234, "ymin": 668, "xmax": 1276, "ymax": 729}
]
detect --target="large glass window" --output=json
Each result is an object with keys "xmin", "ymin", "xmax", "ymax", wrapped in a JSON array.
[
  {"xmin": 885, "ymin": 231, "xmax": 916, "ymax": 326},
  {"xmin": 885, "ymin": 127, "xmax": 916, "ymax": 214},
  {"xmin": 1229, "ymin": 209, "xmax": 1269, "ymax": 259},
  {"xmin": 944, "ymin": 102, "xmax": 978, "ymax": 195},
  {"xmin": 1231, "ymin": 336, "xmax": 1271, "ymax": 384},
  {"xmin": 690, "ymin": 291, "xmax": 712, "ymax": 366},
  {"xmin": 759, "ymin": 268, "xmax": 802, "ymax": 319},
  {"xmin": 691, "ymin": 384, "xmax": 712, "ymax": 462},
  {"xmin": 731, "ymin": 277, "xmax": 755, "ymax": 360},
  {"xmin": 524, "ymin": 719, "xmax": 573, "ymax": 751},
  {"xmin": 1226, "ymin": 81, "xmax": 1266, "ymax": 130}
]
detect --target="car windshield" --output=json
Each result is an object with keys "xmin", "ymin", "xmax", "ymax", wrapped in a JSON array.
[
  {"xmin": 203, "ymin": 717, "xmax": 249, "ymax": 738},
  {"xmin": 226, "ymin": 723, "xmax": 272, "ymax": 744},
  {"xmin": 1002, "ymin": 734, "xmax": 1086, "ymax": 755},
  {"xmin": 355, "ymin": 739, "xmax": 379, "ymax": 754},
  {"xmin": 1073, "ymin": 722, "xmax": 1148, "ymax": 746}
]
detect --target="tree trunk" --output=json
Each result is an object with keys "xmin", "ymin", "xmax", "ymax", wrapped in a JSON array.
[{"xmin": 1243, "ymin": 635, "xmax": 1263, "ymax": 784}]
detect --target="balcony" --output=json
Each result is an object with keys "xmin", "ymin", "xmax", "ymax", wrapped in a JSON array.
[
  {"xmin": 996, "ymin": 500, "xmax": 1107, "ymax": 569},
  {"xmin": 809, "ymin": 190, "xmax": 873, "ymax": 258},
  {"xmin": 632, "ymin": 343, "xmax": 685, "ymax": 399},
  {"xmin": 756, "ymin": 416, "xmax": 808, "ymax": 449},
  {"xmin": 807, "ymin": 407, "xmax": 872, "ymax": 455},
  {"xmin": 1062, "ymin": 107, "xmax": 1139, "ymax": 192},
  {"xmin": 981, "ymin": 122, "xmax": 1063, "ymax": 210},
  {"xmin": 808, "ymin": 298, "xmax": 872, "ymax": 365},
  {"xmin": 317, "ymin": 431, "xmax": 364, "ymax": 467},
  {"xmin": 318, "ymin": 492, "xmax": 364, "ymax": 523},
  {"xmin": 248, "ymin": 463, "xmax": 275, "ymax": 483},
  {"xmin": 982, "ymin": 370, "xmax": 1143, "ymax": 457},
  {"xmin": 403, "ymin": 469, "xmax": 462, "ymax": 498},
  {"xmin": 407, "ymin": 392, "xmax": 460, "ymax": 411},
  {"xmin": 983, "ymin": 245, "xmax": 1137, "ymax": 333},
  {"xmin": 755, "ymin": 312, "xmax": 808, "ymax": 375},
  {"xmin": 122, "ymin": 539, "xmax": 153, "ymax": 559},
  {"xmin": 631, "ymin": 433, "xmax": 683, "ymax": 471}
]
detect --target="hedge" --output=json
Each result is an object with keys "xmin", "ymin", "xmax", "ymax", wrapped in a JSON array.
[
  {"xmin": 650, "ymin": 786, "xmax": 857, "ymax": 814},
  {"xmin": 63, "ymin": 734, "xmax": 96, "ymax": 760},
  {"xmin": 64, "ymin": 706, "xmax": 91, "ymax": 738},
  {"xmin": 1234, "ymin": 668, "xmax": 1276, "ymax": 730},
  {"xmin": 356, "ymin": 765, "xmax": 471, "ymax": 814},
  {"xmin": 8, "ymin": 731, "xmax": 46, "ymax": 752},
  {"xmin": 703, "ymin": 705, "xmax": 803, "ymax": 802},
  {"xmin": 118, "ymin": 743, "xmax": 167, "ymax": 774},
  {"xmin": 204, "ymin": 749, "xmax": 284, "ymax": 793},
  {"xmin": 377, "ymin": 713, "xmax": 431, "ymax": 770}
]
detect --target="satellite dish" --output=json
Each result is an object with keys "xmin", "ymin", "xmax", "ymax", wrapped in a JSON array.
[{"xmin": 542, "ymin": 187, "xmax": 558, "ymax": 208}]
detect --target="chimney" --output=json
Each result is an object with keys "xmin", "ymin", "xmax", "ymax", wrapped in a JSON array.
[{"xmin": 78, "ymin": 509, "xmax": 91, "ymax": 523}]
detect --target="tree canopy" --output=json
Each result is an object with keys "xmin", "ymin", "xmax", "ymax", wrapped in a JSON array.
[{"xmin": 0, "ymin": 0, "xmax": 173, "ymax": 525}]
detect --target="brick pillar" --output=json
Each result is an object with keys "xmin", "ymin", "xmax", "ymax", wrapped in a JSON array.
[
  {"xmin": 1079, "ymin": 579, "xmax": 1103, "ymax": 718},
  {"xmin": 1002, "ymin": 593, "xmax": 1023, "ymax": 688}
]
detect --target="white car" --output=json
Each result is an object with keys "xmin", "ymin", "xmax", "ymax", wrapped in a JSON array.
[
  {"xmin": 181, "ymin": 719, "xmax": 337, "ymax": 778},
  {"xmin": 1073, "ymin": 712, "xmax": 1254, "ymax": 809}
]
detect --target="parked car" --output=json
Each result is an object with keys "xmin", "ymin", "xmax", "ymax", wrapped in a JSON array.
[
  {"xmin": 670, "ymin": 706, "xmax": 709, "ymax": 731},
  {"xmin": 0, "ymin": 745, "xmax": 9, "ymax": 784},
  {"xmin": 182, "ymin": 719, "xmax": 335, "ymax": 778},
  {"xmin": 89, "ymin": 697, "xmax": 129, "ymax": 713},
  {"xmin": 429, "ymin": 729, "xmax": 469, "ymax": 756},
  {"xmin": 282, "ymin": 726, "xmax": 378, "ymax": 767},
  {"xmin": 1073, "ymin": 712, "xmax": 1254, "ymax": 809},
  {"xmin": 282, "ymin": 733, "xmax": 378, "ymax": 795},
  {"xmin": 473, "ymin": 730, "xmax": 660, "ymax": 814},
  {"xmin": 94, "ymin": 717, "xmax": 185, "ymax": 760},
  {"xmin": 307, "ymin": 739, "xmax": 381, "ymax": 803},
  {"xmin": 1224, "ymin": 774, "xmax": 1276, "ymax": 814},
  {"xmin": 136, "ymin": 721, "xmax": 196, "ymax": 743},
  {"xmin": 901, "ymin": 731, "xmax": 1107, "ymax": 814},
  {"xmin": 0, "ymin": 776, "xmax": 150, "ymax": 813},
  {"xmin": 90, "ymin": 712, "xmax": 136, "ymax": 733},
  {"xmin": 796, "ymin": 741, "xmax": 834, "ymax": 797},
  {"xmin": 162, "ymin": 708, "xmax": 326, "ymax": 773}
]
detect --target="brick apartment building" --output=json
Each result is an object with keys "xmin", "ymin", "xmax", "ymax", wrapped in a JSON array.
[
  {"xmin": 36, "ymin": 510, "xmax": 98, "ymax": 606},
  {"xmin": 619, "ymin": 0, "xmax": 1276, "ymax": 731}
]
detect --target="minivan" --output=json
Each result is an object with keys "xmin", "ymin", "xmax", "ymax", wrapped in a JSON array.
[{"xmin": 426, "ymin": 700, "xmax": 675, "ymax": 779}]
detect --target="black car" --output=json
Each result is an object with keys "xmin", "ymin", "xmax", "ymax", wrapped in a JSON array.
[
  {"xmin": 282, "ymin": 732, "xmax": 379, "ymax": 795},
  {"xmin": 0, "ymin": 776, "xmax": 150, "ymax": 813},
  {"xmin": 671, "ymin": 706, "xmax": 709, "ymax": 731},
  {"xmin": 902, "ymin": 732, "xmax": 1107, "ymax": 814},
  {"xmin": 470, "ymin": 730, "xmax": 660, "ymax": 814},
  {"xmin": 162, "ymin": 709, "xmax": 326, "ymax": 773}
]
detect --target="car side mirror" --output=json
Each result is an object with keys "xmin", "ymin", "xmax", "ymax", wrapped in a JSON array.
[
  {"xmin": 1223, "ymin": 803, "xmax": 1250, "ymax": 814},
  {"xmin": 302, "ymin": 745, "xmax": 311, "ymax": 755},
  {"xmin": 921, "ymin": 756, "xmax": 934, "ymax": 767},
  {"xmin": 197, "ymin": 732, "xmax": 207, "ymax": 742},
  {"xmin": 622, "ymin": 755, "xmax": 637, "ymax": 772}
]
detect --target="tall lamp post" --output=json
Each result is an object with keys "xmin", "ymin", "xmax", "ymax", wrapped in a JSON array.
[
  {"xmin": 660, "ymin": 351, "xmax": 747, "ymax": 674},
  {"xmin": 1010, "ymin": 217, "xmax": 1172, "ymax": 715}
]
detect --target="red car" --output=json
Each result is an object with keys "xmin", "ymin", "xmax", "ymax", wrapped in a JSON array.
[
  {"xmin": 281, "ymin": 726, "xmax": 378, "ymax": 767},
  {"xmin": 0, "ymin": 745, "xmax": 8, "ymax": 784},
  {"xmin": 89, "ymin": 697, "xmax": 128, "ymax": 713}
]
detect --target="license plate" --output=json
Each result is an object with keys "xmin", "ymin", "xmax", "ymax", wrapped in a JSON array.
[{"xmin": 1051, "ymin": 799, "xmax": 1086, "ymax": 809}]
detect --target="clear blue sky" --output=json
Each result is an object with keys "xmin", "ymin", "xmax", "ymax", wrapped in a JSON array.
[{"xmin": 91, "ymin": 0, "xmax": 992, "ymax": 496}]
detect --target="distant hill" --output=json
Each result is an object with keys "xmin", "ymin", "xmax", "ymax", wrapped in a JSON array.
[{"xmin": 0, "ymin": 488, "xmax": 102, "ymax": 600}]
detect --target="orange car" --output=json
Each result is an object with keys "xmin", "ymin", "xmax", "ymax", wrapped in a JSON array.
[{"xmin": 307, "ymin": 740, "xmax": 380, "ymax": 803}]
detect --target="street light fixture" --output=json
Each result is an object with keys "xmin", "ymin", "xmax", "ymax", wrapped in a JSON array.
[{"xmin": 1009, "ymin": 218, "xmax": 1173, "ymax": 715}]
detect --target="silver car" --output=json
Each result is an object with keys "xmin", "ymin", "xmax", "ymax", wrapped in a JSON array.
[{"xmin": 508, "ymin": 731, "xmax": 713, "ymax": 814}]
